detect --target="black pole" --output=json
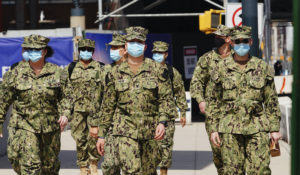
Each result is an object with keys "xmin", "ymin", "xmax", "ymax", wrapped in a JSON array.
[
  {"xmin": 0, "ymin": 0, "xmax": 2, "ymax": 32},
  {"xmin": 242, "ymin": 0, "xmax": 259, "ymax": 57},
  {"xmin": 30, "ymin": 0, "xmax": 38, "ymax": 29},
  {"xmin": 264, "ymin": 0, "xmax": 271, "ymax": 63},
  {"xmin": 16, "ymin": 0, "xmax": 25, "ymax": 29},
  {"xmin": 292, "ymin": 0, "xmax": 300, "ymax": 174}
]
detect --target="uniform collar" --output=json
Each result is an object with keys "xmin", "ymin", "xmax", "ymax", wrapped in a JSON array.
[
  {"xmin": 77, "ymin": 59, "xmax": 98, "ymax": 69},
  {"xmin": 119, "ymin": 57, "xmax": 151, "ymax": 76},
  {"xmin": 226, "ymin": 54, "xmax": 256, "ymax": 73},
  {"xmin": 23, "ymin": 62, "xmax": 56, "ymax": 78}
]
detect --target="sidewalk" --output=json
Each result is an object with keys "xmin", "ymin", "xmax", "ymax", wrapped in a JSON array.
[{"xmin": 0, "ymin": 123, "xmax": 291, "ymax": 175}]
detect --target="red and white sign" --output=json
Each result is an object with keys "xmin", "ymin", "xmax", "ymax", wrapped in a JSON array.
[{"xmin": 226, "ymin": 3, "xmax": 264, "ymax": 36}]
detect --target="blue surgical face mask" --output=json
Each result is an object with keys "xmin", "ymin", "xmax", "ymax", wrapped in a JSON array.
[
  {"xmin": 22, "ymin": 51, "xmax": 30, "ymax": 61},
  {"xmin": 127, "ymin": 42, "xmax": 145, "ymax": 57},
  {"xmin": 80, "ymin": 51, "xmax": 93, "ymax": 60},
  {"xmin": 152, "ymin": 53, "xmax": 165, "ymax": 63},
  {"xmin": 233, "ymin": 43, "xmax": 250, "ymax": 56},
  {"xmin": 28, "ymin": 50, "xmax": 43, "ymax": 63},
  {"xmin": 110, "ymin": 49, "xmax": 122, "ymax": 62}
]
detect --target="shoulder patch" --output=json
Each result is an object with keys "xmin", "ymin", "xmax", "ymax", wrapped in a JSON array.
[{"xmin": 266, "ymin": 65, "xmax": 275, "ymax": 81}]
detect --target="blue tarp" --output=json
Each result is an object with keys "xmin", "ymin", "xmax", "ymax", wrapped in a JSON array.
[
  {"xmin": 86, "ymin": 33, "xmax": 173, "ymax": 64},
  {"xmin": 0, "ymin": 37, "xmax": 73, "ymax": 78}
]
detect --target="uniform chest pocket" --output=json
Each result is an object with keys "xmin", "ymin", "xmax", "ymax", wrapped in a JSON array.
[
  {"xmin": 142, "ymin": 80, "xmax": 158, "ymax": 101},
  {"xmin": 222, "ymin": 78, "xmax": 237, "ymax": 101},
  {"xmin": 16, "ymin": 83, "xmax": 32, "ymax": 100},
  {"xmin": 115, "ymin": 79, "xmax": 130, "ymax": 92},
  {"xmin": 46, "ymin": 81, "xmax": 61, "ymax": 97},
  {"xmin": 249, "ymin": 76, "xmax": 265, "ymax": 89}
]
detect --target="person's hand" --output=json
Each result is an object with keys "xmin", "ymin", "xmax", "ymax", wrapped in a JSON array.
[
  {"xmin": 154, "ymin": 123, "xmax": 165, "ymax": 140},
  {"xmin": 89, "ymin": 127, "xmax": 99, "ymax": 139},
  {"xmin": 199, "ymin": 102, "xmax": 206, "ymax": 114},
  {"xmin": 210, "ymin": 132, "xmax": 221, "ymax": 147},
  {"xmin": 271, "ymin": 132, "xmax": 282, "ymax": 144},
  {"xmin": 0, "ymin": 133, "xmax": 3, "ymax": 138},
  {"xmin": 58, "ymin": 116, "xmax": 68, "ymax": 132},
  {"xmin": 96, "ymin": 138, "xmax": 105, "ymax": 156},
  {"xmin": 180, "ymin": 117, "xmax": 186, "ymax": 127}
]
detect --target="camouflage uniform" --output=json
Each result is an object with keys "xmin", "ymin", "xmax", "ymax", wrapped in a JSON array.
[
  {"xmin": 65, "ymin": 39, "xmax": 104, "ymax": 168},
  {"xmin": 0, "ymin": 34, "xmax": 71, "ymax": 175},
  {"xmin": 3, "ymin": 61, "xmax": 27, "ymax": 175},
  {"xmin": 152, "ymin": 41, "xmax": 188, "ymax": 168},
  {"xmin": 101, "ymin": 33, "xmax": 126, "ymax": 175},
  {"xmin": 190, "ymin": 25, "xmax": 231, "ymax": 174},
  {"xmin": 98, "ymin": 26, "xmax": 173, "ymax": 175},
  {"xmin": 210, "ymin": 26, "xmax": 281, "ymax": 175}
]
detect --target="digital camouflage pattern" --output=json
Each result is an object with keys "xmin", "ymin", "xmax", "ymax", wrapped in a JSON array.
[
  {"xmin": 231, "ymin": 26, "xmax": 252, "ymax": 40},
  {"xmin": 98, "ymin": 58, "xmax": 172, "ymax": 139},
  {"xmin": 64, "ymin": 60, "xmax": 104, "ymax": 167},
  {"xmin": 117, "ymin": 136, "xmax": 160, "ymax": 175},
  {"xmin": 101, "ymin": 129, "xmax": 121, "ymax": 175},
  {"xmin": 210, "ymin": 55, "xmax": 280, "ymax": 174},
  {"xmin": 2, "ymin": 61, "xmax": 27, "ymax": 175},
  {"xmin": 0, "ymin": 62, "xmax": 71, "ymax": 134},
  {"xmin": 213, "ymin": 24, "xmax": 231, "ymax": 36},
  {"xmin": 21, "ymin": 34, "xmax": 50, "ymax": 49},
  {"xmin": 125, "ymin": 26, "xmax": 149, "ymax": 41},
  {"xmin": 158, "ymin": 121, "xmax": 175, "ymax": 168},
  {"xmin": 78, "ymin": 39, "xmax": 96, "ymax": 48},
  {"xmin": 71, "ymin": 111, "xmax": 101, "ymax": 167},
  {"xmin": 157, "ymin": 65, "xmax": 188, "ymax": 168},
  {"xmin": 99, "ymin": 63, "xmax": 121, "ymax": 175},
  {"xmin": 13, "ymin": 129, "xmax": 61, "ymax": 175},
  {"xmin": 108, "ymin": 33, "xmax": 126, "ymax": 46},
  {"xmin": 190, "ymin": 49, "xmax": 231, "ymax": 174},
  {"xmin": 0, "ymin": 61, "xmax": 69, "ymax": 175},
  {"xmin": 152, "ymin": 41, "xmax": 169, "ymax": 52},
  {"xmin": 210, "ymin": 56, "xmax": 281, "ymax": 134},
  {"xmin": 98, "ymin": 58, "xmax": 173, "ymax": 174},
  {"xmin": 220, "ymin": 132, "xmax": 271, "ymax": 175}
]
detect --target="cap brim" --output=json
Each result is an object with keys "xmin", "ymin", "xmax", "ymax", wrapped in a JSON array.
[
  {"xmin": 126, "ymin": 35, "xmax": 146, "ymax": 42},
  {"xmin": 21, "ymin": 43, "xmax": 47, "ymax": 49}
]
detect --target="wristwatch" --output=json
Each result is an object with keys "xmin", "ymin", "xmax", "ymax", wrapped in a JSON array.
[{"xmin": 159, "ymin": 121, "xmax": 168, "ymax": 127}]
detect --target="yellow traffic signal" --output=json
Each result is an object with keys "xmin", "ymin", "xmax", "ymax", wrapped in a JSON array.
[{"xmin": 199, "ymin": 9, "xmax": 224, "ymax": 34}]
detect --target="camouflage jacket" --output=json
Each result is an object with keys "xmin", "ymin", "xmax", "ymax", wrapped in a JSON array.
[
  {"xmin": 190, "ymin": 50, "xmax": 231, "ymax": 132},
  {"xmin": 98, "ymin": 58, "xmax": 173, "ymax": 140},
  {"xmin": 210, "ymin": 55, "xmax": 281, "ymax": 134},
  {"xmin": 0, "ymin": 62, "xmax": 71, "ymax": 133},
  {"xmin": 64, "ymin": 60, "xmax": 104, "ymax": 127},
  {"xmin": 1, "ymin": 61, "xmax": 27, "ymax": 129},
  {"xmin": 164, "ymin": 65, "xmax": 188, "ymax": 120}
]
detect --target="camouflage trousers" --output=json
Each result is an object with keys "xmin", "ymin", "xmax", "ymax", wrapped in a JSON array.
[
  {"xmin": 158, "ymin": 120, "xmax": 175, "ymax": 168},
  {"xmin": 7, "ymin": 127, "xmax": 21, "ymax": 175},
  {"xmin": 116, "ymin": 136, "xmax": 160, "ymax": 175},
  {"xmin": 71, "ymin": 111, "xmax": 101, "ymax": 168},
  {"xmin": 7, "ymin": 128, "xmax": 61, "ymax": 175},
  {"xmin": 205, "ymin": 120, "xmax": 223, "ymax": 175},
  {"xmin": 101, "ymin": 128, "xmax": 121, "ymax": 175},
  {"xmin": 220, "ymin": 132, "xmax": 271, "ymax": 175}
]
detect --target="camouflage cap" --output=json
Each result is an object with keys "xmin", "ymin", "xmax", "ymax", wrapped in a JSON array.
[
  {"xmin": 213, "ymin": 24, "xmax": 231, "ymax": 36},
  {"xmin": 108, "ymin": 33, "xmax": 126, "ymax": 46},
  {"xmin": 21, "ymin": 34, "xmax": 50, "ymax": 49},
  {"xmin": 152, "ymin": 41, "xmax": 169, "ymax": 52},
  {"xmin": 78, "ymin": 39, "xmax": 95, "ymax": 48},
  {"xmin": 125, "ymin": 26, "xmax": 149, "ymax": 41},
  {"xmin": 231, "ymin": 26, "xmax": 252, "ymax": 40}
]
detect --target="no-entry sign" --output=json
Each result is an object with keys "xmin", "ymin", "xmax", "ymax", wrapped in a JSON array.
[{"xmin": 226, "ymin": 3, "xmax": 264, "ymax": 36}]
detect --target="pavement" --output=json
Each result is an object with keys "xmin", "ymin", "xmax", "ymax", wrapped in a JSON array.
[{"xmin": 0, "ymin": 122, "xmax": 291, "ymax": 175}]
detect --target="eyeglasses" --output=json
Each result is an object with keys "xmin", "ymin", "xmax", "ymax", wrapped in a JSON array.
[
  {"xmin": 234, "ymin": 39, "xmax": 250, "ymax": 44},
  {"xmin": 79, "ymin": 47, "xmax": 94, "ymax": 52},
  {"xmin": 24, "ymin": 48, "xmax": 43, "ymax": 51}
]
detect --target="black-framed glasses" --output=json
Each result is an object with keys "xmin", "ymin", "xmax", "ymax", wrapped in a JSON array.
[
  {"xmin": 234, "ymin": 39, "xmax": 250, "ymax": 44},
  {"xmin": 79, "ymin": 47, "xmax": 94, "ymax": 52}
]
